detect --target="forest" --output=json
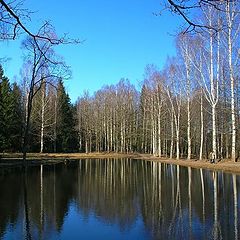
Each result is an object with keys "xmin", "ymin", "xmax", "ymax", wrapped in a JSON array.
[{"xmin": 0, "ymin": 1, "xmax": 240, "ymax": 161}]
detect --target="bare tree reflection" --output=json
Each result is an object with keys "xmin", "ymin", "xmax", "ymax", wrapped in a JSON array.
[
  {"xmin": 212, "ymin": 171, "xmax": 222, "ymax": 240},
  {"xmin": 168, "ymin": 165, "xmax": 183, "ymax": 238},
  {"xmin": 200, "ymin": 168, "xmax": 206, "ymax": 238},
  {"xmin": 23, "ymin": 169, "xmax": 32, "ymax": 240},
  {"xmin": 40, "ymin": 165, "xmax": 44, "ymax": 229},
  {"xmin": 0, "ymin": 160, "xmax": 239, "ymax": 239},
  {"xmin": 171, "ymin": 165, "xmax": 175, "ymax": 210},
  {"xmin": 188, "ymin": 167, "xmax": 192, "ymax": 239},
  {"xmin": 232, "ymin": 174, "xmax": 238, "ymax": 240}
]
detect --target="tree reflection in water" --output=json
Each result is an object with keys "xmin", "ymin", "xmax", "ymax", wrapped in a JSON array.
[
  {"xmin": 0, "ymin": 159, "xmax": 239, "ymax": 239},
  {"xmin": 212, "ymin": 171, "xmax": 221, "ymax": 239},
  {"xmin": 23, "ymin": 169, "xmax": 32, "ymax": 240},
  {"xmin": 233, "ymin": 174, "xmax": 238, "ymax": 240}
]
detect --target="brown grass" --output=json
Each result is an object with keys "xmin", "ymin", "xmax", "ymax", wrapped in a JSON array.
[{"xmin": 1, "ymin": 152, "xmax": 240, "ymax": 174}]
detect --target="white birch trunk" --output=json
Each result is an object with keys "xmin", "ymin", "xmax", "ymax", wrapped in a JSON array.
[
  {"xmin": 199, "ymin": 91, "xmax": 204, "ymax": 160},
  {"xmin": 157, "ymin": 110, "xmax": 161, "ymax": 157},
  {"xmin": 212, "ymin": 103, "xmax": 217, "ymax": 160},
  {"xmin": 40, "ymin": 82, "xmax": 46, "ymax": 153},
  {"xmin": 176, "ymin": 120, "xmax": 180, "ymax": 160},
  {"xmin": 176, "ymin": 99, "xmax": 181, "ymax": 160},
  {"xmin": 226, "ymin": 2, "xmax": 236, "ymax": 161},
  {"xmin": 54, "ymin": 97, "xmax": 57, "ymax": 153},
  {"xmin": 210, "ymin": 25, "xmax": 217, "ymax": 159},
  {"xmin": 170, "ymin": 110, "xmax": 174, "ymax": 159},
  {"xmin": 185, "ymin": 46, "xmax": 191, "ymax": 160},
  {"xmin": 187, "ymin": 96, "xmax": 191, "ymax": 159},
  {"xmin": 157, "ymin": 87, "xmax": 162, "ymax": 157},
  {"xmin": 167, "ymin": 88, "xmax": 181, "ymax": 160}
]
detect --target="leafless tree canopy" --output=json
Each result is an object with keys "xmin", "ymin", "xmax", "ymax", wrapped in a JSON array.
[
  {"xmin": 166, "ymin": 0, "xmax": 229, "ymax": 31},
  {"xmin": 0, "ymin": 0, "xmax": 79, "ymax": 43},
  {"xmin": 0, "ymin": 0, "xmax": 78, "ymax": 163}
]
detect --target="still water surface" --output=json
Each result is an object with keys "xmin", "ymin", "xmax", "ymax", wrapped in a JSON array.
[{"xmin": 0, "ymin": 159, "xmax": 239, "ymax": 240}]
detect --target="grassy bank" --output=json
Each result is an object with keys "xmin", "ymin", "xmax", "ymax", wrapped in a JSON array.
[{"xmin": 1, "ymin": 152, "xmax": 240, "ymax": 174}]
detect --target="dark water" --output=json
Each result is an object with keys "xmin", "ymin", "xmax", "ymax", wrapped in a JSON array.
[{"xmin": 0, "ymin": 159, "xmax": 239, "ymax": 240}]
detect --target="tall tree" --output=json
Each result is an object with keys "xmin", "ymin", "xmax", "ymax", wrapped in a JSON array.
[
  {"xmin": 0, "ymin": 65, "xmax": 11, "ymax": 150},
  {"xmin": 223, "ymin": 1, "xmax": 240, "ymax": 161},
  {"xmin": 21, "ymin": 25, "xmax": 70, "ymax": 164},
  {"xmin": 0, "ymin": 65, "xmax": 23, "ymax": 152},
  {"xmin": 177, "ymin": 33, "xmax": 193, "ymax": 160},
  {"xmin": 56, "ymin": 80, "xmax": 78, "ymax": 152},
  {"xmin": 8, "ymin": 82, "xmax": 23, "ymax": 151}
]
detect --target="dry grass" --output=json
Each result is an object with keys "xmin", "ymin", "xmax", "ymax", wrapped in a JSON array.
[{"xmin": 1, "ymin": 152, "xmax": 240, "ymax": 174}]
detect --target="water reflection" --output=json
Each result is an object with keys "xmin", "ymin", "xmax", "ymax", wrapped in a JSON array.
[
  {"xmin": 0, "ymin": 159, "xmax": 239, "ymax": 240},
  {"xmin": 233, "ymin": 174, "xmax": 238, "ymax": 240}
]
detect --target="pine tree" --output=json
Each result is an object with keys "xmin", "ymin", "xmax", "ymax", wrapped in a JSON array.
[
  {"xmin": 0, "ymin": 66, "xmax": 12, "ymax": 150},
  {"xmin": 56, "ymin": 80, "xmax": 78, "ymax": 152},
  {"xmin": 0, "ymin": 65, "xmax": 23, "ymax": 152},
  {"xmin": 0, "ymin": 66, "xmax": 4, "ymax": 152},
  {"xmin": 9, "ymin": 83, "xmax": 23, "ymax": 151}
]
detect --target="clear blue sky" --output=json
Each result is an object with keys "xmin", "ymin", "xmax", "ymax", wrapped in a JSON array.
[{"xmin": 0, "ymin": 0, "xmax": 184, "ymax": 102}]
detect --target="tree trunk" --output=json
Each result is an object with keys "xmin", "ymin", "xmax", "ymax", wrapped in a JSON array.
[
  {"xmin": 40, "ymin": 82, "xmax": 46, "ymax": 153},
  {"xmin": 170, "ymin": 111, "xmax": 174, "ymax": 159},
  {"xmin": 157, "ymin": 110, "xmax": 161, "ymax": 157},
  {"xmin": 212, "ymin": 104, "xmax": 217, "ymax": 160},
  {"xmin": 226, "ymin": 2, "xmax": 236, "ymax": 161},
  {"xmin": 199, "ymin": 91, "xmax": 204, "ymax": 160},
  {"xmin": 22, "ymin": 91, "xmax": 33, "ymax": 166},
  {"xmin": 53, "ymin": 97, "xmax": 57, "ymax": 153},
  {"xmin": 210, "ymin": 25, "xmax": 217, "ymax": 160},
  {"xmin": 186, "ymin": 52, "xmax": 191, "ymax": 160},
  {"xmin": 187, "ymin": 97, "xmax": 191, "ymax": 160},
  {"xmin": 176, "ymin": 122, "xmax": 180, "ymax": 160}
]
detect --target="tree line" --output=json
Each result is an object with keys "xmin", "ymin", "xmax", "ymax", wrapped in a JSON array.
[
  {"xmin": 0, "ymin": 1, "xmax": 240, "ymax": 161},
  {"xmin": 0, "ymin": 67, "xmax": 77, "ymax": 153},
  {"xmin": 76, "ymin": 2, "xmax": 240, "ymax": 161}
]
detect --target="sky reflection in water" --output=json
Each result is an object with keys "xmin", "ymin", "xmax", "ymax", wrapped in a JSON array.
[{"xmin": 0, "ymin": 159, "xmax": 239, "ymax": 240}]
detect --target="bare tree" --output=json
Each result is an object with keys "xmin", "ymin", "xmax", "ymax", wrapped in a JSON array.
[
  {"xmin": 165, "ymin": 62, "xmax": 183, "ymax": 160},
  {"xmin": 29, "ymin": 80, "xmax": 57, "ymax": 153},
  {"xmin": 178, "ymin": 33, "xmax": 193, "ymax": 160},
  {"xmin": 165, "ymin": 0, "xmax": 227, "ymax": 31},
  {"xmin": 223, "ymin": 1, "xmax": 240, "ymax": 161},
  {"xmin": 0, "ymin": 0, "xmax": 79, "ymax": 44},
  {"xmin": 21, "ymin": 26, "xmax": 70, "ymax": 165}
]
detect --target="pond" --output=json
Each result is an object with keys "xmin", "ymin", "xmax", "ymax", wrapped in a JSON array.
[{"xmin": 0, "ymin": 159, "xmax": 239, "ymax": 240}]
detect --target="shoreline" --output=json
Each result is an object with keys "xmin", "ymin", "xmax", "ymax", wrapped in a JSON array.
[{"xmin": 1, "ymin": 152, "xmax": 240, "ymax": 174}]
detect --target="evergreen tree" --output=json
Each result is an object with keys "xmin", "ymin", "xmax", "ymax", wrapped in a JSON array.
[
  {"xmin": 0, "ymin": 66, "xmax": 12, "ymax": 150},
  {"xmin": 0, "ymin": 66, "xmax": 4, "ymax": 151},
  {"xmin": 56, "ymin": 80, "xmax": 78, "ymax": 152},
  {"xmin": 0, "ymin": 65, "xmax": 23, "ymax": 152},
  {"xmin": 9, "ymin": 83, "xmax": 23, "ymax": 151}
]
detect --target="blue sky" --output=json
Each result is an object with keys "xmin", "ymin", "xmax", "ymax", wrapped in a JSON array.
[{"xmin": 0, "ymin": 0, "xmax": 184, "ymax": 102}]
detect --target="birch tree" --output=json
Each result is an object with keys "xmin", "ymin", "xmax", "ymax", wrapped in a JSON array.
[
  {"xmin": 21, "ymin": 26, "xmax": 70, "ymax": 164},
  {"xmin": 178, "ymin": 33, "xmax": 193, "ymax": 159},
  {"xmin": 165, "ymin": 62, "xmax": 183, "ymax": 160},
  {"xmin": 223, "ymin": 1, "xmax": 240, "ymax": 161}
]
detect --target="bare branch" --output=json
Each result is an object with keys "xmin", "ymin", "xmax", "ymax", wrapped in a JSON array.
[{"xmin": 166, "ymin": 0, "xmax": 228, "ymax": 32}]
